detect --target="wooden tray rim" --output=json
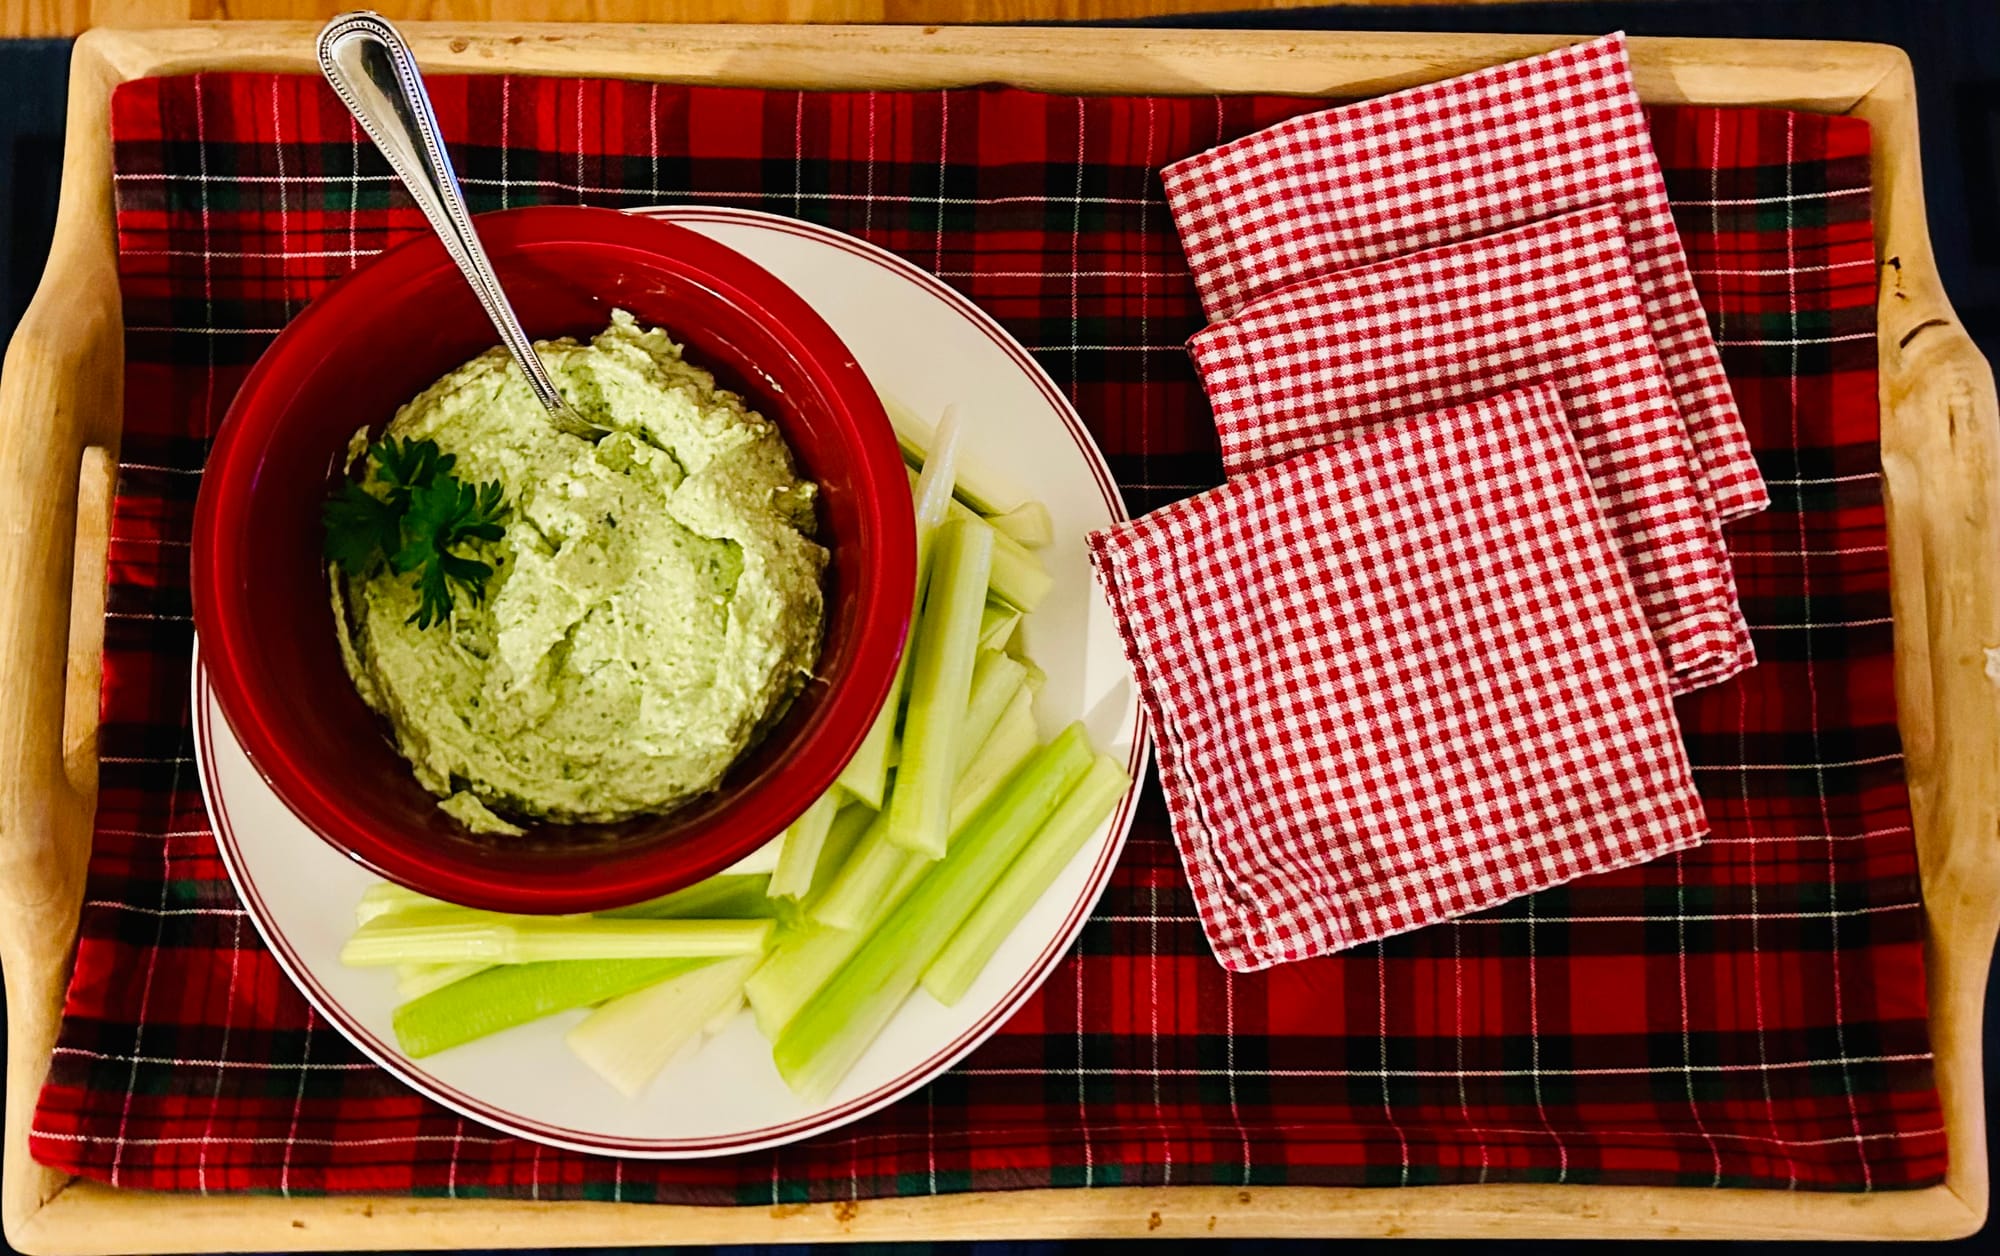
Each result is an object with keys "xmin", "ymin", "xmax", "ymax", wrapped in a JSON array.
[{"xmin": 1, "ymin": 21, "xmax": 1995, "ymax": 1252}]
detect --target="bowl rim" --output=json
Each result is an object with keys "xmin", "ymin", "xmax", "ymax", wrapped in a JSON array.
[{"xmin": 189, "ymin": 204, "xmax": 915, "ymax": 914}]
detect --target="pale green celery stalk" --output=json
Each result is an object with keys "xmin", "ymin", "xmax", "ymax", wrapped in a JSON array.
[
  {"xmin": 393, "ymin": 957, "xmax": 711, "ymax": 1058},
  {"xmin": 807, "ymin": 806, "xmax": 903, "ymax": 932},
  {"xmin": 773, "ymin": 725, "xmax": 1092, "ymax": 1100},
  {"xmin": 978, "ymin": 601, "xmax": 1021, "ymax": 652},
  {"xmin": 343, "ymin": 913, "xmax": 771, "ymax": 966},
  {"xmin": 718, "ymin": 836, "xmax": 784, "ymax": 877},
  {"xmin": 948, "ymin": 688, "xmax": 1039, "ymax": 833},
  {"xmin": 770, "ymin": 788, "xmax": 844, "ymax": 900},
  {"xmin": 908, "ymin": 465, "xmax": 1049, "ymax": 614},
  {"xmin": 597, "ymin": 874, "xmax": 775, "ymax": 921},
  {"xmin": 814, "ymin": 682, "xmax": 1035, "ymax": 933},
  {"xmin": 356, "ymin": 882, "xmax": 447, "ymax": 926},
  {"xmin": 1017, "ymin": 656, "xmax": 1047, "ymax": 692},
  {"xmin": 986, "ymin": 500, "xmax": 1055, "ymax": 549},
  {"xmin": 566, "ymin": 953, "xmax": 761, "ymax": 1097},
  {"xmin": 800, "ymin": 800, "xmax": 878, "ymax": 916},
  {"xmin": 883, "ymin": 733, "xmax": 900, "ymax": 770},
  {"xmin": 878, "ymin": 389, "xmax": 1033, "ymax": 517},
  {"xmin": 750, "ymin": 708, "xmax": 1038, "ymax": 1036},
  {"xmin": 924, "ymin": 753, "xmax": 1131, "ymax": 1006},
  {"xmin": 887, "ymin": 516, "xmax": 995, "ymax": 858},
  {"xmin": 957, "ymin": 650, "xmax": 1027, "ymax": 774},
  {"xmin": 395, "ymin": 961, "xmax": 492, "ymax": 1000},
  {"xmin": 838, "ymin": 408, "xmax": 966, "ymax": 806}
]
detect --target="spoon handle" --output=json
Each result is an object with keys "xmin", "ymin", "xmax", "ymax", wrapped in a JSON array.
[{"xmin": 317, "ymin": 12, "xmax": 588, "ymax": 430}]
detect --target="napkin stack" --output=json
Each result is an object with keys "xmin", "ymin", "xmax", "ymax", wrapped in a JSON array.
[{"xmin": 1089, "ymin": 33, "xmax": 1762, "ymax": 972}]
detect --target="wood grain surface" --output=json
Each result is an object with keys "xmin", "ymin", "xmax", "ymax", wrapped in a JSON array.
[
  {"xmin": 0, "ymin": 20, "xmax": 1991, "ymax": 1255},
  {"xmin": 9, "ymin": 1, "xmax": 1560, "ymax": 42}
]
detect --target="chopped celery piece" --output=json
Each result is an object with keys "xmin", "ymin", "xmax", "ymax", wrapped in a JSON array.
[
  {"xmin": 718, "ymin": 836, "xmax": 784, "ymax": 878},
  {"xmin": 1018, "ymin": 656, "xmax": 1047, "ymax": 692},
  {"xmin": 957, "ymin": 650, "xmax": 1028, "ymax": 774},
  {"xmin": 356, "ymin": 882, "xmax": 446, "ymax": 926},
  {"xmin": 599, "ymin": 874, "xmax": 775, "ymax": 921},
  {"xmin": 395, "ymin": 960, "xmax": 492, "ymax": 1000},
  {"xmin": 567, "ymin": 954, "xmax": 761, "ymax": 1097},
  {"xmin": 887, "ymin": 516, "xmax": 995, "ymax": 857},
  {"xmin": 878, "ymin": 389, "xmax": 1034, "ymax": 517},
  {"xmin": 949, "ymin": 689, "xmax": 1040, "ymax": 833},
  {"xmin": 746, "ymin": 854, "xmax": 928, "ymax": 1040},
  {"xmin": 810, "ymin": 805, "xmax": 904, "ymax": 931},
  {"xmin": 343, "ymin": 911, "xmax": 771, "ymax": 966},
  {"xmin": 756, "ymin": 686, "xmax": 1041, "ymax": 1034},
  {"xmin": 704, "ymin": 991, "xmax": 747, "ymax": 1036},
  {"xmin": 924, "ymin": 753, "xmax": 1132, "ymax": 1006},
  {"xmin": 985, "ymin": 526, "xmax": 1053, "ymax": 612},
  {"xmin": 839, "ymin": 411, "xmax": 964, "ymax": 807},
  {"xmin": 773, "ymin": 725, "xmax": 1093, "ymax": 1099},
  {"xmin": 801, "ymin": 800, "xmax": 878, "ymax": 914},
  {"xmin": 771, "ymin": 789, "xmax": 843, "ymax": 900},
  {"xmin": 986, "ymin": 501, "xmax": 1055, "ymax": 549},
  {"xmin": 978, "ymin": 601, "xmax": 1022, "ymax": 652},
  {"xmin": 393, "ymin": 957, "xmax": 711, "ymax": 1057}
]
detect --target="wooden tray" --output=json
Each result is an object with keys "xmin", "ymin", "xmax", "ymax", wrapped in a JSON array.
[{"xmin": 2, "ymin": 23, "xmax": 1995, "ymax": 1252}]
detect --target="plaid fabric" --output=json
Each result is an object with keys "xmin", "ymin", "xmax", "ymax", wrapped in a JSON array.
[
  {"xmin": 1087, "ymin": 381, "xmax": 1709, "ymax": 970},
  {"xmin": 29, "ymin": 73, "xmax": 1942, "ymax": 1196},
  {"xmin": 1160, "ymin": 33, "xmax": 1769, "ymax": 524},
  {"xmin": 1186, "ymin": 204, "xmax": 1754, "ymax": 694}
]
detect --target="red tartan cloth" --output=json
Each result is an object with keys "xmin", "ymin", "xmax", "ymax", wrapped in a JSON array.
[{"xmin": 29, "ymin": 73, "xmax": 1944, "ymax": 1198}]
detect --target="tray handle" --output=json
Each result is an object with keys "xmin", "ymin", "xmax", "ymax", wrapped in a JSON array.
[{"xmin": 0, "ymin": 35, "xmax": 126, "ymax": 1240}]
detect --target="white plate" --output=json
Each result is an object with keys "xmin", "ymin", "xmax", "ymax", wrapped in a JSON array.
[{"xmin": 195, "ymin": 206, "xmax": 1148, "ymax": 1158}]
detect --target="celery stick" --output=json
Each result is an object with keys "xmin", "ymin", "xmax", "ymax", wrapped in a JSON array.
[
  {"xmin": 838, "ymin": 410, "xmax": 965, "ymax": 806},
  {"xmin": 395, "ymin": 960, "xmax": 492, "ymax": 1000},
  {"xmin": 393, "ymin": 957, "xmax": 710, "ymax": 1058},
  {"xmin": 704, "ymin": 991, "xmax": 747, "ymax": 1036},
  {"xmin": 746, "ymin": 852, "xmax": 929, "ymax": 1040},
  {"xmin": 566, "ymin": 953, "xmax": 761, "ymax": 1097},
  {"xmin": 719, "ymin": 836, "xmax": 784, "ymax": 878},
  {"xmin": 599, "ymin": 874, "xmax": 775, "ymax": 921},
  {"xmin": 356, "ymin": 882, "xmax": 446, "ymax": 925},
  {"xmin": 986, "ymin": 500, "xmax": 1055, "ymax": 549},
  {"xmin": 1018, "ymin": 656, "xmax": 1047, "ymax": 692},
  {"xmin": 809, "ymin": 806, "xmax": 904, "ymax": 931},
  {"xmin": 887, "ymin": 516, "xmax": 995, "ymax": 858},
  {"xmin": 343, "ymin": 913, "xmax": 771, "ymax": 966},
  {"xmin": 957, "ymin": 650, "xmax": 1027, "ymax": 771},
  {"xmin": 878, "ymin": 389, "xmax": 1033, "ymax": 517},
  {"xmin": 978, "ymin": 601, "xmax": 1021, "ymax": 652},
  {"xmin": 773, "ymin": 725, "xmax": 1093, "ymax": 1099},
  {"xmin": 985, "ymin": 525, "xmax": 1053, "ymax": 613},
  {"xmin": 949, "ymin": 688, "xmax": 1040, "ymax": 833},
  {"xmin": 749, "ymin": 711, "xmax": 1035, "ymax": 1037},
  {"xmin": 924, "ymin": 753, "xmax": 1131, "ymax": 1006},
  {"xmin": 801, "ymin": 800, "xmax": 878, "ymax": 914},
  {"xmin": 771, "ymin": 788, "xmax": 843, "ymax": 900}
]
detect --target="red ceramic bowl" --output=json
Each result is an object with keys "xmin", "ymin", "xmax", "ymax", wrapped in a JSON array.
[{"xmin": 192, "ymin": 206, "xmax": 915, "ymax": 914}]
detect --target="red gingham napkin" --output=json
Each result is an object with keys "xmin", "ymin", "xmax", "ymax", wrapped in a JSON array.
[
  {"xmin": 1087, "ymin": 382, "xmax": 1710, "ymax": 971},
  {"xmin": 1187, "ymin": 204, "xmax": 1755, "ymax": 693},
  {"xmin": 1160, "ymin": 32, "xmax": 1768, "ymax": 524}
]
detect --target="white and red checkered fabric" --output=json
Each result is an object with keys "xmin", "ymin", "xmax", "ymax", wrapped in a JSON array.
[
  {"xmin": 1160, "ymin": 32, "xmax": 1767, "ymax": 523},
  {"xmin": 1087, "ymin": 383, "xmax": 1710, "ymax": 971},
  {"xmin": 1187, "ymin": 204, "xmax": 1754, "ymax": 693}
]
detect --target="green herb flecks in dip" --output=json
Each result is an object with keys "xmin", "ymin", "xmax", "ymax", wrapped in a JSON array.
[{"xmin": 330, "ymin": 310, "xmax": 826, "ymax": 834}]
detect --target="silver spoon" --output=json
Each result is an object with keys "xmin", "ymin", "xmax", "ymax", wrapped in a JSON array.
[{"xmin": 317, "ymin": 11, "xmax": 607, "ymax": 441}]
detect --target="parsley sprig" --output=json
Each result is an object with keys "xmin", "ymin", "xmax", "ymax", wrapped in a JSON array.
[{"xmin": 323, "ymin": 437, "xmax": 510, "ymax": 630}]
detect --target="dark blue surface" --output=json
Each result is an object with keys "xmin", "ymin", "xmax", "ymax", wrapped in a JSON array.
[{"xmin": 0, "ymin": 7, "xmax": 1994, "ymax": 1250}]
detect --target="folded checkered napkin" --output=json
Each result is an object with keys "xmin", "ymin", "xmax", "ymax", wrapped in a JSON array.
[
  {"xmin": 1187, "ymin": 204, "xmax": 1754, "ymax": 694},
  {"xmin": 1087, "ymin": 382, "xmax": 1709, "ymax": 971},
  {"xmin": 1160, "ymin": 31, "xmax": 1767, "ymax": 524}
]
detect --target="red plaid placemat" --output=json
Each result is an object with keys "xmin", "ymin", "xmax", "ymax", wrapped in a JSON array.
[
  {"xmin": 29, "ymin": 73, "xmax": 1942, "ymax": 1197},
  {"xmin": 1187, "ymin": 204, "xmax": 1753, "ymax": 693},
  {"xmin": 1161, "ymin": 32, "xmax": 1768, "ymax": 524},
  {"xmin": 1088, "ymin": 381, "xmax": 1709, "ymax": 969}
]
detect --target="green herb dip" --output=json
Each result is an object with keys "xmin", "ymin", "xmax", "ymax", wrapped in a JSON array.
[{"xmin": 332, "ymin": 310, "xmax": 826, "ymax": 834}]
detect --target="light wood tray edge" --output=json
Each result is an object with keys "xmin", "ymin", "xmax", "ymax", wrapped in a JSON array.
[{"xmin": 1, "ymin": 23, "xmax": 1992, "ymax": 1253}]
